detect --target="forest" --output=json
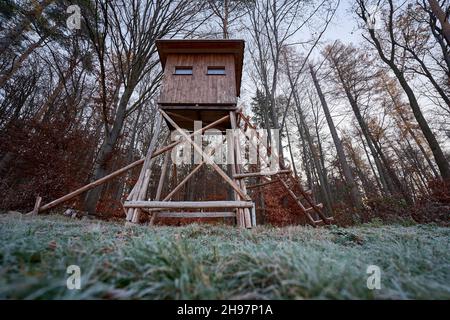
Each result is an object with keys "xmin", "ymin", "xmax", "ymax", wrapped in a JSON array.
[{"xmin": 0, "ymin": 0, "xmax": 449, "ymax": 226}]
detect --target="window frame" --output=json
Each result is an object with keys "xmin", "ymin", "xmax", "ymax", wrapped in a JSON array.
[
  {"xmin": 207, "ymin": 66, "xmax": 226, "ymax": 75},
  {"xmin": 174, "ymin": 66, "xmax": 193, "ymax": 75}
]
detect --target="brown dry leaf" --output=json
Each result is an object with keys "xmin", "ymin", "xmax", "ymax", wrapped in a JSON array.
[{"xmin": 48, "ymin": 240, "xmax": 57, "ymax": 251}]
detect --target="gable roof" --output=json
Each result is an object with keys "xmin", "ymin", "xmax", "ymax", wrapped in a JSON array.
[{"xmin": 155, "ymin": 39, "xmax": 245, "ymax": 97}]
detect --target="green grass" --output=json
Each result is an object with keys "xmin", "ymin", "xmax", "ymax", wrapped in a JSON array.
[{"xmin": 0, "ymin": 213, "xmax": 449, "ymax": 299}]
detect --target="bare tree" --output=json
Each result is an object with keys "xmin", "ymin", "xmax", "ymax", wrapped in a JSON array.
[
  {"xmin": 82, "ymin": 0, "xmax": 205, "ymax": 214},
  {"xmin": 356, "ymin": 0, "xmax": 450, "ymax": 180},
  {"xmin": 309, "ymin": 63, "xmax": 362, "ymax": 210},
  {"xmin": 205, "ymin": 0, "xmax": 248, "ymax": 39}
]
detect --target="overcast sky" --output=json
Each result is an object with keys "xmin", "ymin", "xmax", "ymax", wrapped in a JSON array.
[{"xmin": 322, "ymin": 0, "xmax": 362, "ymax": 44}]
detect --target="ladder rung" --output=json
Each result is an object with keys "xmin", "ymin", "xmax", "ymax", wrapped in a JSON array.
[
  {"xmin": 305, "ymin": 203, "xmax": 323, "ymax": 212},
  {"xmin": 234, "ymin": 169, "xmax": 291, "ymax": 179}
]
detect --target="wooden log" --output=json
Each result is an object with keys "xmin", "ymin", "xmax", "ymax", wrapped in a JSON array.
[
  {"xmin": 156, "ymin": 211, "xmax": 236, "ymax": 218},
  {"xmin": 124, "ymin": 200, "xmax": 254, "ymax": 209},
  {"xmin": 33, "ymin": 114, "xmax": 230, "ymax": 214},
  {"xmin": 233, "ymin": 169, "xmax": 291, "ymax": 179},
  {"xmin": 246, "ymin": 179, "xmax": 279, "ymax": 189},
  {"xmin": 227, "ymin": 130, "xmax": 241, "ymax": 227},
  {"xmin": 229, "ymin": 111, "xmax": 245, "ymax": 227},
  {"xmin": 155, "ymin": 151, "xmax": 170, "ymax": 200},
  {"xmin": 230, "ymin": 111, "xmax": 252, "ymax": 229},
  {"xmin": 32, "ymin": 196, "xmax": 42, "ymax": 216},
  {"xmin": 251, "ymin": 203, "xmax": 256, "ymax": 227},
  {"xmin": 129, "ymin": 114, "xmax": 163, "ymax": 222}
]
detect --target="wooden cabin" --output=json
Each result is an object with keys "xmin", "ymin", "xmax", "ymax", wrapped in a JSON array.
[{"xmin": 155, "ymin": 39, "xmax": 245, "ymax": 131}]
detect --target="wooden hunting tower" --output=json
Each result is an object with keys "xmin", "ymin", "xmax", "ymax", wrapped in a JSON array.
[
  {"xmin": 156, "ymin": 39, "xmax": 244, "ymax": 131},
  {"xmin": 32, "ymin": 39, "xmax": 332, "ymax": 228}
]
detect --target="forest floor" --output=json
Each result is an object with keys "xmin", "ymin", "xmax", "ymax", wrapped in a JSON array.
[{"xmin": 0, "ymin": 213, "xmax": 449, "ymax": 299}]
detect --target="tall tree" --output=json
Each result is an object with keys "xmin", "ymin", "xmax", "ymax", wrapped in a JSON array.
[
  {"xmin": 81, "ymin": 0, "xmax": 204, "ymax": 214},
  {"xmin": 356, "ymin": 0, "xmax": 450, "ymax": 180},
  {"xmin": 309, "ymin": 63, "xmax": 362, "ymax": 209}
]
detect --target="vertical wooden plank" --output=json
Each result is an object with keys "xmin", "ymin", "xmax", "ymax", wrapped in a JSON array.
[
  {"xmin": 32, "ymin": 196, "xmax": 42, "ymax": 216},
  {"xmin": 128, "ymin": 114, "xmax": 162, "ymax": 223},
  {"xmin": 230, "ymin": 111, "xmax": 252, "ymax": 228},
  {"xmin": 149, "ymin": 149, "xmax": 171, "ymax": 226},
  {"xmin": 251, "ymin": 203, "xmax": 257, "ymax": 227}
]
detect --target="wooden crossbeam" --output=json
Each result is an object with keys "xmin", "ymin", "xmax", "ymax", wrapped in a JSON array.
[
  {"xmin": 124, "ymin": 201, "xmax": 254, "ymax": 209},
  {"xmin": 234, "ymin": 170, "xmax": 291, "ymax": 179},
  {"xmin": 247, "ymin": 179, "xmax": 279, "ymax": 189},
  {"xmin": 157, "ymin": 212, "xmax": 236, "ymax": 218},
  {"xmin": 165, "ymin": 111, "xmax": 196, "ymax": 123}
]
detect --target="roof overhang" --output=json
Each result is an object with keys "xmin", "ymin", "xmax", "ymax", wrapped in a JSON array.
[{"xmin": 155, "ymin": 39, "xmax": 245, "ymax": 97}]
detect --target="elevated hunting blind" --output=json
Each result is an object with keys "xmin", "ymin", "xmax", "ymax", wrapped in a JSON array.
[
  {"xmin": 32, "ymin": 39, "xmax": 332, "ymax": 228},
  {"xmin": 156, "ymin": 39, "xmax": 245, "ymax": 131}
]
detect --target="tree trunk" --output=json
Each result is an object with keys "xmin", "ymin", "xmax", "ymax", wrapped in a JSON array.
[
  {"xmin": 0, "ymin": 0, "xmax": 53, "ymax": 56},
  {"xmin": 391, "ymin": 65, "xmax": 450, "ymax": 180},
  {"xmin": 83, "ymin": 87, "xmax": 134, "ymax": 215},
  {"xmin": 361, "ymin": 4, "xmax": 450, "ymax": 180},
  {"xmin": 428, "ymin": 0, "xmax": 450, "ymax": 45},
  {"xmin": 310, "ymin": 65, "xmax": 362, "ymax": 209}
]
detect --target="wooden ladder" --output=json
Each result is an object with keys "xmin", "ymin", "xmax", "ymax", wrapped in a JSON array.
[
  {"xmin": 237, "ymin": 111, "xmax": 333, "ymax": 227},
  {"xmin": 276, "ymin": 172, "xmax": 333, "ymax": 226}
]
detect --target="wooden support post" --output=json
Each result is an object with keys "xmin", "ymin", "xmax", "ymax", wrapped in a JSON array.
[
  {"xmin": 32, "ymin": 196, "xmax": 42, "ymax": 216},
  {"xmin": 230, "ymin": 111, "xmax": 252, "ymax": 228},
  {"xmin": 155, "ymin": 149, "xmax": 170, "ymax": 200},
  {"xmin": 278, "ymin": 177, "xmax": 318, "ymax": 226},
  {"xmin": 128, "ymin": 114, "xmax": 163, "ymax": 223},
  {"xmin": 149, "ymin": 149, "xmax": 170, "ymax": 225},
  {"xmin": 251, "ymin": 203, "xmax": 256, "ymax": 227}
]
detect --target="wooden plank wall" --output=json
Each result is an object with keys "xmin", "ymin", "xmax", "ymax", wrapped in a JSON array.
[{"xmin": 159, "ymin": 53, "xmax": 237, "ymax": 105}]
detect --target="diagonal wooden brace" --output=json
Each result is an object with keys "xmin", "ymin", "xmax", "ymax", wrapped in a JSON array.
[{"xmin": 160, "ymin": 109, "xmax": 250, "ymax": 201}]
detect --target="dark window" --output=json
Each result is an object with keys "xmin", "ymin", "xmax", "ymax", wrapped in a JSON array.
[
  {"xmin": 174, "ymin": 66, "xmax": 193, "ymax": 75},
  {"xmin": 207, "ymin": 66, "xmax": 226, "ymax": 75}
]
